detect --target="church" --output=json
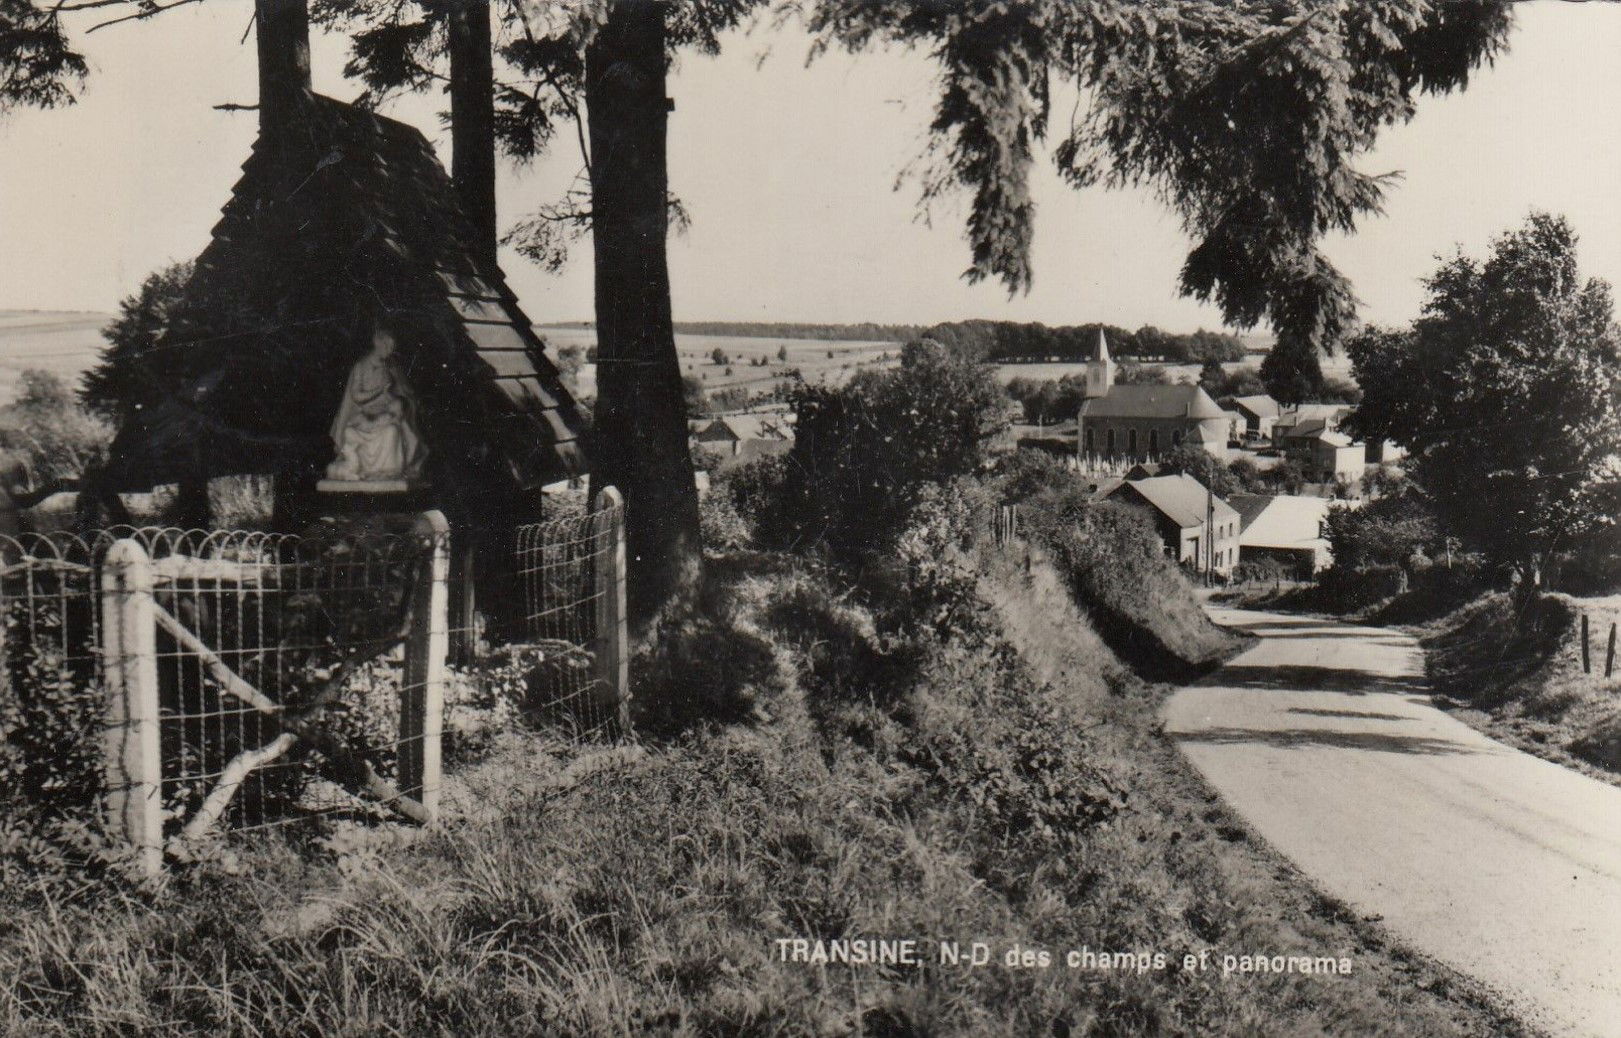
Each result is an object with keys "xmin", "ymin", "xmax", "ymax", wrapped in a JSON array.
[{"xmin": 1076, "ymin": 331, "xmax": 1231, "ymax": 462}]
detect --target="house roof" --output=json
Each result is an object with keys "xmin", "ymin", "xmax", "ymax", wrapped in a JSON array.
[
  {"xmin": 1228, "ymin": 493, "xmax": 1274, "ymax": 532},
  {"xmin": 698, "ymin": 413, "xmax": 792, "ymax": 442},
  {"xmin": 1080, "ymin": 383, "xmax": 1227, "ymax": 421},
  {"xmin": 1311, "ymin": 430, "xmax": 1354, "ymax": 447},
  {"xmin": 1229, "ymin": 494, "xmax": 1334, "ymax": 551},
  {"xmin": 715, "ymin": 437, "xmax": 793, "ymax": 470},
  {"xmin": 1281, "ymin": 417, "xmax": 1330, "ymax": 439},
  {"xmin": 98, "ymin": 94, "xmax": 586, "ymax": 498},
  {"xmin": 1106, "ymin": 474, "xmax": 1238, "ymax": 530},
  {"xmin": 1278, "ymin": 403, "xmax": 1350, "ymax": 426},
  {"xmin": 1232, "ymin": 394, "xmax": 1281, "ymax": 419}
]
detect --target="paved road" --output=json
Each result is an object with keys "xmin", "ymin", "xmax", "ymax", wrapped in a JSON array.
[{"xmin": 1164, "ymin": 607, "xmax": 1621, "ymax": 1038}]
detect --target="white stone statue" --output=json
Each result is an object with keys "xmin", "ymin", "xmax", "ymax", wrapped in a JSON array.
[{"xmin": 324, "ymin": 326, "xmax": 426, "ymax": 485}]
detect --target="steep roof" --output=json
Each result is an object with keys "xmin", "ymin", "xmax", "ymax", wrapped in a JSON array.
[
  {"xmin": 99, "ymin": 94, "xmax": 586, "ymax": 498},
  {"xmin": 1080, "ymin": 383, "xmax": 1227, "ymax": 421},
  {"xmin": 1107, "ymin": 474, "xmax": 1237, "ymax": 530},
  {"xmin": 1229, "ymin": 494, "xmax": 1333, "ymax": 550},
  {"xmin": 1232, "ymin": 394, "xmax": 1281, "ymax": 419},
  {"xmin": 1228, "ymin": 493, "xmax": 1274, "ymax": 532},
  {"xmin": 1091, "ymin": 328, "xmax": 1111, "ymax": 363}
]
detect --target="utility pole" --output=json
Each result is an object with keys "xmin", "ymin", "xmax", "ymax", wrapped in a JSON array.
[{"xmin": 1206, "ymin": 480, "xmax": 1215, "ymax": 586}]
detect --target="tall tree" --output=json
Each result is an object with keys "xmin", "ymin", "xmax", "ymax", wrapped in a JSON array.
[
  {"xmin": 81, "ymin": 260, "xmax": 194, "ymax": 420},
  {"xmin": 805, "ymin": 1, "xmax": 1512, "ymax": 377},
  {"xmin": 445, "ymin": 0, "xmax": 497, "ymax": 272},
  {"xmin": 4, "ymin": 0, "xmax": 1516, "ymax": 622},
  {"xmin": 1345, "ymin": 212, "xmax": 1621, "ymax": 589},
  {"xmin": 582, "ymin": 0, "xmax": 700, "ymax": 620},
  {"xmin": 0, "ymin": 0, "xmax": 84, "ymax": 113}
]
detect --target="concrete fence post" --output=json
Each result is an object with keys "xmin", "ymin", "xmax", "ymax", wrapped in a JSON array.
[
  {"xmin": 100, "ymin": 539, "xmax": 164, "ymax": 876},
  {"xmin": 401, "ymin": 510, "xmax": 450, "ymax": 823},
  {"xmin": 592, "ymin": 487, "xmax": 630, "ymax": 735}
]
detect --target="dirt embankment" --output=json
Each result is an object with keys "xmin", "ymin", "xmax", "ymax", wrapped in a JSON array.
[{"xmin": 1425, "ymin": 591, "xmax": 1621, "ymax": 780}]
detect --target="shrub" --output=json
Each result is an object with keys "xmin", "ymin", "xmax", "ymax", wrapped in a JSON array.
[
  {"xmin": 0, "ymin": 370, "xmax": 112, "ymax": 483},
  {"xmin": 1023, "ymin": 491, "xmax": 1242, "ymax": 677},
  {"xmin": 698, "ymin": 482, "xmax": 751, "ymax": 550},
  {"xmin": 1317, "ymin": 563, "xmax": 1408, "ymax": 610},
  {"xmin": 989, "ymin": 448, "xmax": 1075, "ymax": 504},
  {"xmin": 1323, "ymin": 495, "xmax": 1437, "ymax": 572},
  {"xmin": 1261, "ymin": 458, "xmax": 1309, "ymax": 494},
  {"xmin": 768, "ymin": 340, "xmax": 1008, "ymax": 560},
  {"xmin": 1235, "ymin": 556, "xmax": 1292, "ymax": 585}
]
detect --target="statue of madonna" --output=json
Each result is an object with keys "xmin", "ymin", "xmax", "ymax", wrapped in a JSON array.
[{"xmin": 325, "ymin": 325, "xmax": 427, "ymax": 484}]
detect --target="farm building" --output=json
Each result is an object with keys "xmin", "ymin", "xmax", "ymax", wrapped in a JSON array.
[
  {"xmin": 1230, "ymin": 394, "xmax": 1281, "ymax": 441},
  {"xmin": 1229, "ymin": 494, "xmax": 1336, "ymax": 577},
  {"xmin": 1101, "ymin": 473, "xmax": 1240, "ymax": 577}
]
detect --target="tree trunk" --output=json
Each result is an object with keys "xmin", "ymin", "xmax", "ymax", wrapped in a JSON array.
[
  {"xmin": 584, "ymin": 0, "xmax": 701, "ymax": 631},
  {"xmin": 446, "ymin": 0, "xmax": 497, "ymax": 274},
  {"xmin": 255, "ymin": 0, "xmax": 312, "ymax": 137}
]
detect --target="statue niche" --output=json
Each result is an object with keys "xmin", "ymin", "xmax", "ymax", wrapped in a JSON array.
[{"xmin": 319, "ymin": 326, "xmax": 427, "ymax": 491}]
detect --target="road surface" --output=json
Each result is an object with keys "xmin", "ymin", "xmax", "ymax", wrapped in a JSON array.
[{"xmin": 1164, "ymin": 607, "xmax": 1621, "ymax": 1038}]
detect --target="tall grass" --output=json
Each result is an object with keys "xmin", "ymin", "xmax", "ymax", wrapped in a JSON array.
[{"xmin": 0, "ymin": 526, "xmax": 1531, "ymax": 1036}]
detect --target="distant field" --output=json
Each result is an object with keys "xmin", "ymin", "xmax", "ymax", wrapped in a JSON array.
[
  {"xmin": 539, "ymin": 326, "xmax": 898, "ymax": 400},
  {"xmin": 0, "ymin": 312, "xmax": 1348, "ymax": 408},
  {"xmin": 992, "ymin": 351, "xmax": 1354, "ymax": 387},
  {"xmin": 0, "ymin": 310, "xmax": 110, "ymax": 402}
]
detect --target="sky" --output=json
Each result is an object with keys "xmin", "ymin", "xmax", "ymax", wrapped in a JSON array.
[{"xmin": 2, "ymin": 0, "xmax": 1620, "ymax": 333}]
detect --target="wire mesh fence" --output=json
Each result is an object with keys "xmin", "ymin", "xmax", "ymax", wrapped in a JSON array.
[
  {"xmin": 1, "ymin": 492, "xmax": 627, "ymax": 872},
  {"xmin": 511, "ymin": 487, "xmax": 627, "ymax": 740}
]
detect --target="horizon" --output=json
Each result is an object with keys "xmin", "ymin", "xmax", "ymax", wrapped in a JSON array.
[{"xmin": 2, "ymin": 3, "xmax": 1619, "ymax": 333}]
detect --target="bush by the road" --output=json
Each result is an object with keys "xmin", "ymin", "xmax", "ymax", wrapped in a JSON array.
[{"xmin": 1022, "ymin": 489, "xmax": 1244, "ymax": 679}]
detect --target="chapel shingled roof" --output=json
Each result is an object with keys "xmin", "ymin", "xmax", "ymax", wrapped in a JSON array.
[{"xmin": 99, "ymin": 94, "xmax": 586, "ymax": 496}]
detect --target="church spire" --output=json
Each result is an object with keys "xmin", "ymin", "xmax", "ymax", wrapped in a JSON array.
[{"xmin": 1086, "ymin": 328, "xmax": 1115, "ymax": 399}]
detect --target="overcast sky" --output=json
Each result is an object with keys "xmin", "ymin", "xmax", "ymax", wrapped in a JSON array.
[{"xmin": 2, "ymin": 1, "xmax": 1619, "ymax": 333}]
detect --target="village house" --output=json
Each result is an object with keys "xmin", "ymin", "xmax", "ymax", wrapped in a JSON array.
[
  {"xmin": 1100, "ymin": 472, "xmax": 1240, "ymax": 577},
  {"xmin": 1229, "ymin": 493, "xmax": 1338, "ymax": 578},
  {"xmin": 1230, "ymin": 394, "xmax": 1281, "ymax": 441},
  {"xmin": 691, "ymin": 412, "xmax": 793, "ymax": 458},
  {"xmin": 1077, "ymin": 332, "xmax": 1231, "ymax": 462},
  {"xmin": 1284, "ymin": 427, "xmax": 1367, "ymax": 485},
  {"xmin": 1270, "ymin": 403, "xmax": 1352, "ymax": 447},
  {"xmin": 690, "ymin": 411, "xmax": 795, "ymax": 472}
]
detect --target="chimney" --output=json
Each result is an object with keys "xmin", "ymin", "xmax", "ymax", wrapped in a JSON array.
[
  {"xmin": 447, "ymin": 1, "xmax": 498, "ymax": 274},
  {"xmin": 256, "ymin": 0, "xmax": 313, "ymax": 137}
]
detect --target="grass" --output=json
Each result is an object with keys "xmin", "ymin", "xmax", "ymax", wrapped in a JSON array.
[
  {"xmin": 1422, "ymin": 590, "xmax": 1621, "ymax": 785},
  {"xmin": 0, "ymin": 543, "xmax": 1535, "ymax": 1036}
]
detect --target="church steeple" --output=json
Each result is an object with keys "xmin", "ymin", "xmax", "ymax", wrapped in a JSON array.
[{"xmin": 1086, "ymin": 328, "xmax": 1115, "ymax": 399}]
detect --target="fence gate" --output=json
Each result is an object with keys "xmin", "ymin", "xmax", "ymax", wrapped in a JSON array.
[
  {"xmin": 96, "ymin": 514, "xmax": 451, "ymax": 872},
  {"xmin": 3, "ymin": 492, "xmax": 628, "ymax": 876}
]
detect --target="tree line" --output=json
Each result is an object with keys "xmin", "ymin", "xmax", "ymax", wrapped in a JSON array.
[
  {"xmin": 923, "ymin": 320, "xmax": 1248, "ymax": 365},
  {"xmin": 4, "ymin": 0, "xmax": 1517, "ymax": 626}
]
